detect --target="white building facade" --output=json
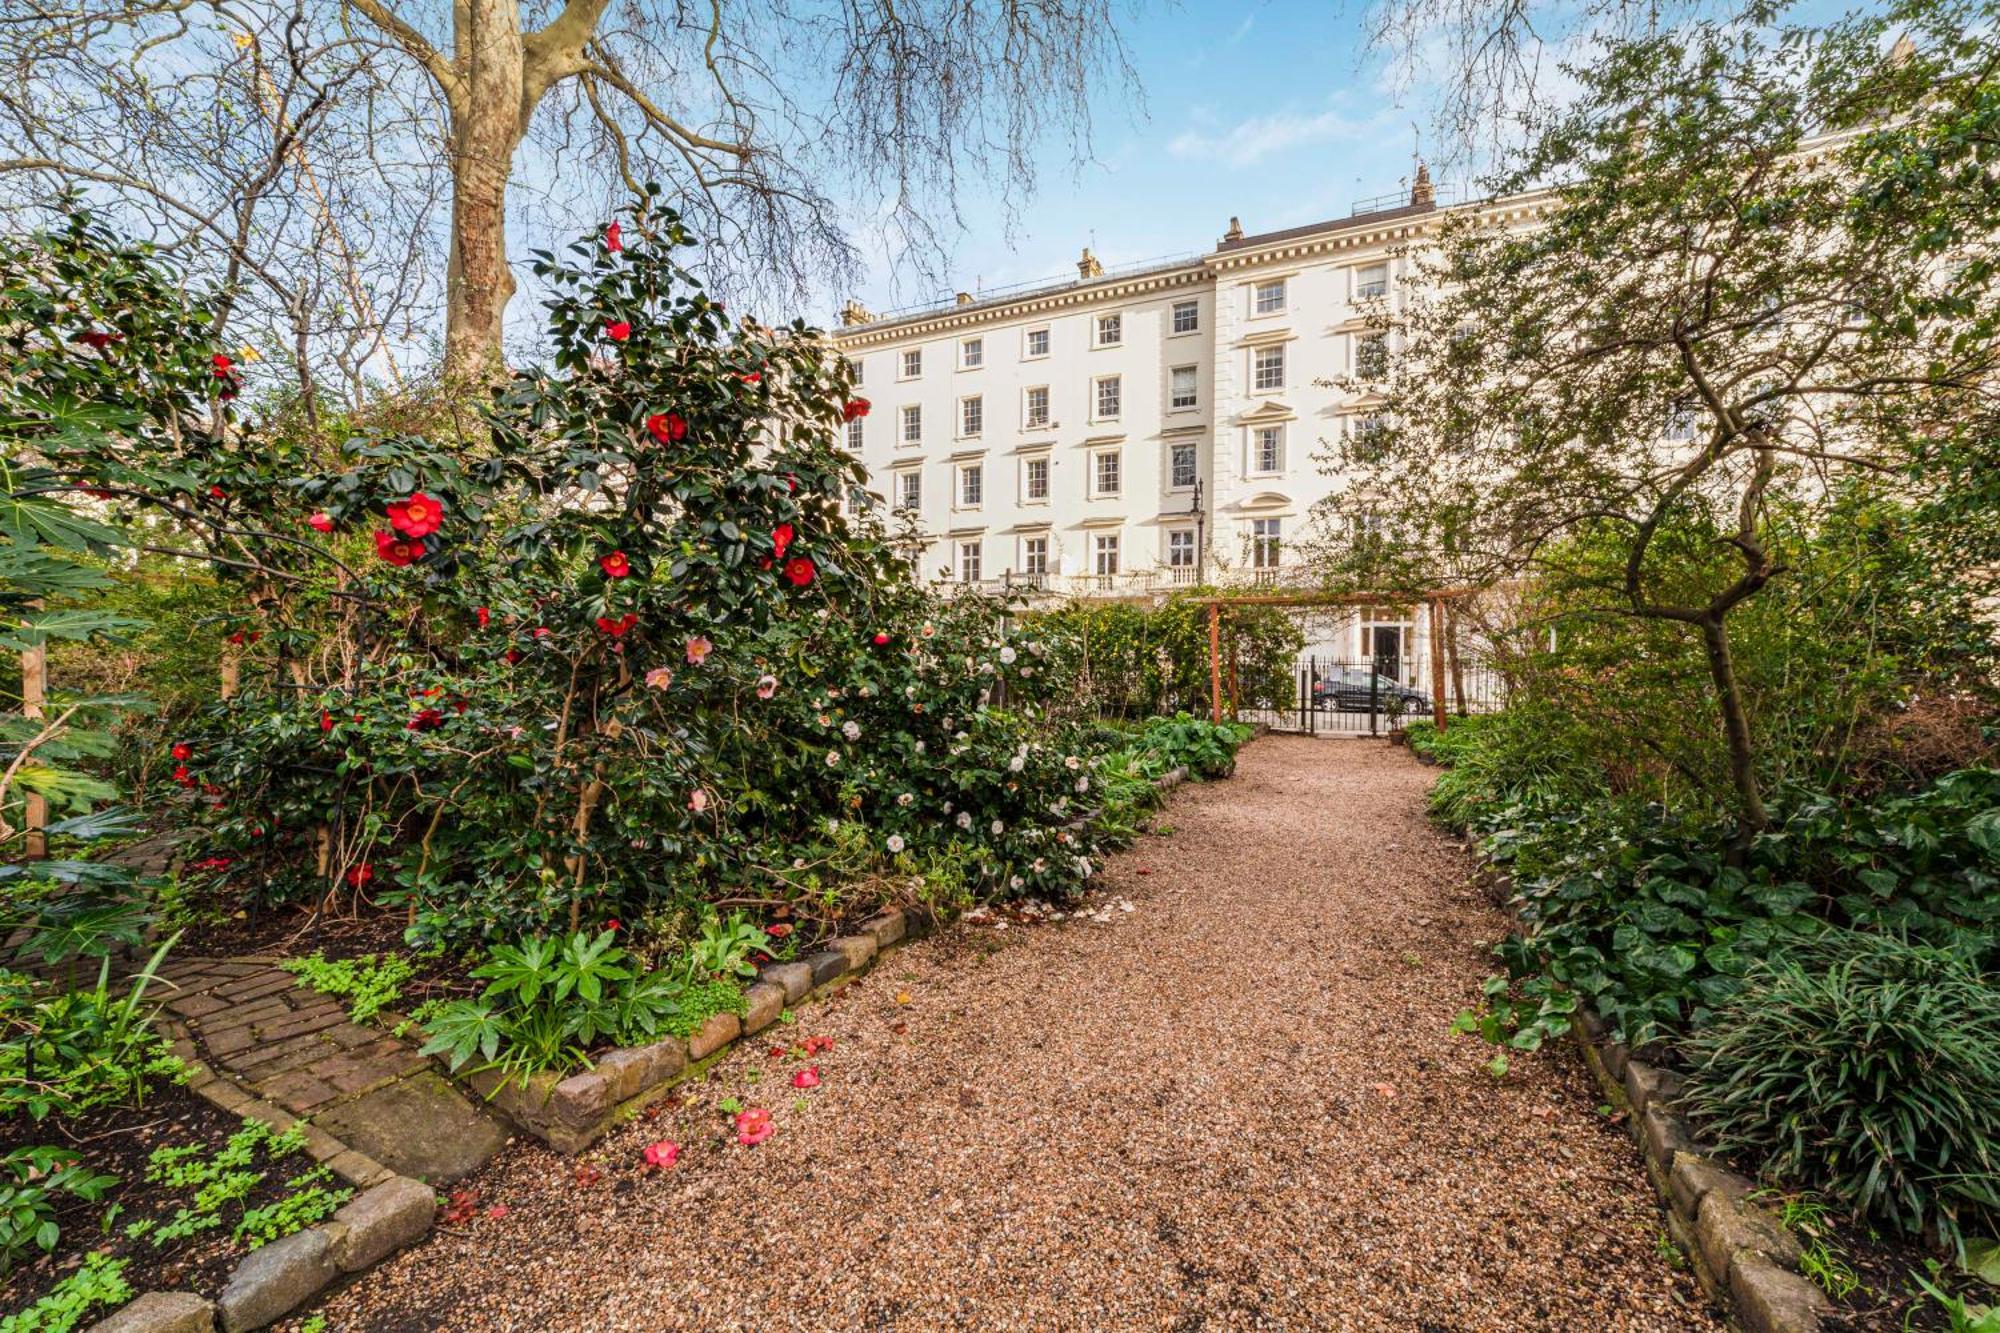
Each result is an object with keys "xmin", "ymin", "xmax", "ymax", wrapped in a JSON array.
[{"xmin": 831, "ymin": 172, "xmax": 1508, "ymax": 673}]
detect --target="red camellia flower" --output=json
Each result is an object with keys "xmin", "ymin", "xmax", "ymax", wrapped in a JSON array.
[
  {"xmin": 605, "ymin": 321, "xmax": 631, "ymax": 342},
  {"xmin": 783, "ymin": 556, "xmax": 816, "ymax": 587},
  {"xmin": 595, "ymin": 613, "xmax": 639, "ymax": 638},
  {"xmin": 191, "ymin": 855, "xmax": 233, "ymax": 872},
  {"xmin": 77, "ymin": 330, "xmax": 114, "ymax": 350},
  {"xmin": 605, "ymin": 221, "xmax": 623, "ymax": 254},
  {"xmin": 211, "ymin": 353, "xmax": 233, "ymax": 374},
  {"xmin": 172, "ymin": 765, "xmax": 193, "ymax": 786},
  {"xmin": 771, "ymin": 524, "xmax": 794, "ymax": 559},
  {"xmin": 307, "ymin": 512, "xmax": 335, "ymax": 533},
  {"xmin": 738, "ymin": 370, "xmax": 761, "ymax": 384},
  {"xmin": 605, "ymin": 919, "xmax": 621, "ymax": 932},
  {"xmin": 374, "ymin": 530, "xmax": 425, "ymax": 566},
  {"xmin": 734, "ymin": 1107, "xmax": 775, "ymax": 1146},
  {"xmin": 765, "ymin": 923, "xmax": 793, "ymax": 938},
  {"xmin": 387, "ymin": 492, "xmax": 442, "ymax": 538},
  {"xmin": 599, "ymin": 551, "xmax": 632, "ymax": 579},
  {"xmin": 208, "ymin": 484, "xmax": 226, "ymax": 500},
  {"xmin": 171, "ymin": 742, "xmax": 192, "ymax": 761},
  {"xmin": 792, "ymin": 1066, "xmax": 820, "ymax": 1090},
  {"xmin": 642, "ymin": 1140, "xmax": 679, "ymax": 1169},
  {"xmin": 225, "ymin": 630, "xmax": 246, "ymax": 646},
  {"xmin": 475, "ymin": 606, "xmax": 491, "ymax": 628},
  {"xmin": 504, "ymin": 648, "xmax": 524, "ymax": 665},
  {"xmin": 871, "ymin": 632, "xmax": 890, "ymax": 647},
  {"xmin": 645, "ymin": 411, "xmax": 687, "ymax": 444},
  {"xmin": 345, "ymin": 863, "xmax": 373, "ymax": 888},
  {"xmin": 407, "ymin": 707, "xmax": 444, "ymax": 731},
  {"xmin": 842, "ymin": 398, "xmax": 870, "ymax": 421},
  {"xmin": 320, "ymin": 710, "xmax": 334, "ymax": 732}
]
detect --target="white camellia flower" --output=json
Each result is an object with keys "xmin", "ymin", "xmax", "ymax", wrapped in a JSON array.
[
  {"xmin": 990, "ymin": 819, "xmax": 1004, "ymax": 836},
  {"xmin": 998, "ymin": 646, "xmax": 1017, "ymax": 665},
  {"xmin": 1010, "ymin": 875, "xmax": 1024, "ymax": 891},
  {"xmin": 1077, "ymin": 857, "xmax": 1093, "ymax": 876},
  {"xmin": 826, "ymin": 750, "xmax": 841, "ymax": 767},
  {"xmin": 842, "ymin": 720, "xmax": 861, "ymax": 741},
  {"xmin": 1032, "ymin": 858, "xmax": 1047, "ymax": 873},
  {"xmin": 955, "ymin": 731, "xmax": 969, "ymax": 743},
  {"xmin": 956, "ymin": 811, "xmax": 973, "ymax": 829},
  {"xmin": 1064, "ymin": 755, "xmax": 1081, "ymax": 770},
  {"xmin": 1008, "ymin": 755, "xmax": 1025, "ymax": 773},
  {"xmin": 1076, "ymin": 776, "xmax": 1090, "ymax": 793},
  {"xmin": 887, "ymin": 834, "xmax": 906, "ymax": 853},
  {"xmin": 915, "ymin": 740, "xmax": 926, "ymax": 753},
  {"xmin": 897, "ymin": 792, "xmax": 914, "ymax": 807},
  {"xmin": 825, "ymin": 818, "xmax": 841, "ymax": 834},
  {"xmin": 943, "ymin": 801, "xmax": 953, "ymax": 813}
]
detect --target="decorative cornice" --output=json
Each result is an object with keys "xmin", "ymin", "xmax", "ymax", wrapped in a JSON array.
[
  {"xmin": 833, "ymin": 264, "xmax": 1208, "ymax": 349},
  {"xmin": 1234, "ymin": 327, "xmax": 1297, "ymax": 349},
  {"xmin": 1237, "ymin": 401, "xmax": 1297, "ymax": 424}
]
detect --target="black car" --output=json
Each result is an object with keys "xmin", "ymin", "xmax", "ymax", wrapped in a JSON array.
[{"xmin": 1311, "ymin": 667, "xmax": 1431, "ymax": 714}]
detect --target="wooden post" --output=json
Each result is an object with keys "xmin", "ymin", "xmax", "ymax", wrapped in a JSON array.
[
  {"xmin": 1227, "ymin": 631, "xmax": 1240, "ymax": 721},
  {"xmin": 20, "ymin": 620, "xmax": 47, "ymax": 859},
  {"xmin": 1428, "ymin": 598, "xmax": 1449, "ymax": 733},
  {"xmin": 1207, "ymin": 601, "xmax": 1222, "ymax": 723}
]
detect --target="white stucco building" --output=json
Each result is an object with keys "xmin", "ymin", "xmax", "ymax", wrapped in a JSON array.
[{"xmin": 830, "ymin": 169, "xmax": 1507, "ymax": 676}]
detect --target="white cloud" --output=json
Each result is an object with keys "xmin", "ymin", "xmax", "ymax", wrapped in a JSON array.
[
  {"xmin": 1167, "ymin": 105, "xmax": 1378, "ymax": 168},
  {"xmin": 1227, "ymin": 14, "xmax": 1255, "ymax": 44}
]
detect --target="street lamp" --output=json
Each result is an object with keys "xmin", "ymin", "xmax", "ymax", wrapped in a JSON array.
[{"xmin": 1191, "ymin": 480, "xmax": 1207, "ymax": 586}]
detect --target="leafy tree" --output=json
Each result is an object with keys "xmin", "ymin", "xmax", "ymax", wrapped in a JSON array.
[{"xmin": 1327, "ymin": 0, "xmax": 2000, "ymax": 840}]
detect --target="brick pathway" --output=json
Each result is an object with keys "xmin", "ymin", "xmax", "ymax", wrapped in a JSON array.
[{"xmin": 156, "ymin": 955, "xmax": 509, "ymax": 1182}]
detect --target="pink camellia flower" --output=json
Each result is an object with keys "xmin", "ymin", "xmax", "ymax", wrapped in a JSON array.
[
  {"xmin": 685, "ymin": 636, "xmax": 713, "ymax": 665},
  {"xmin": 307, "ymin": 512, "xmax": 335, "ymax": 533},
  {"xmin": 641, "ymin": 1140, "xmax": 678, "ymax": 1169},
  {"xmin": 734, "ymin": 1107, "xmax": 774, "ymax": 1146},
  {"xmin": 645, "ymin": 666, "xmax": 673, "ymax": 691},
  {"xmin": 687, "ymin": 788, "xmax": 710, "ymax": 814},
  {"xmin": 755, "ymin": 673, "xmax": 778, "ymax": 699},
  {"xmin": 792, "ymin": 1066, "xmax": 820, "ymax": 1090}
]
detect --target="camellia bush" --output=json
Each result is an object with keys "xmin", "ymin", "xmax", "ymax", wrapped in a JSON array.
[{"xmin": 4, "ymin": 195, "xmax": 1132, "ymax": 955}]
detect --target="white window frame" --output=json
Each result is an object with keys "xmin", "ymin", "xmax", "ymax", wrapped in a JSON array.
[
  {"xmin": 1023, "ymin": 385, "xmax": 1051, "ymax": 429},
  {"xmin": 1253, "ymin": 279, "xmax": 1287, "ymax": 316},
  {"xmin": 1168, "ymin": 441, "xmax": 1198, "ymax": 491},
  {"xmin": 1170, "ymin": 299, "xmax": 1200, "ymax": 336},
  {"xmin": 1023, "ymin": 326, "xmax": 1051, "ymax": 359},
  {"xmin": 1249, "ymin": 425, "xmax": 1285, "ymax": 476},
  {"xmin": 959, "ymin": 394, "xmax": 983, "ymax": 439},
  {"xmin": 1093, "ymin": 532, "xmax": 1121, "ymax": 576},
  {"xmin": 845, "ymin": 417, "xmax": 864, "ymax": 452},
  {"xmin": 899, "ymin": 348, "xmax": 923, "ymax": 380},
  {"xmin": 899, "ymin": 403, "xmax": 922, "ymax": 446},
  {"xmin": 895, "ymin": 469, "xmax": 922, "ymax": 511},
  {"xmin": 846, "ymin": 356, "xmax": 864, "ymax": 384},
  {"xmin": 1347, "ymin": 413, "xmax": 1389, "ymax": 459},
  {"xmin": 1023, "ymin": 454, "xmax": 1051, "ymax": 503},
  {"xmin": 959, "ymin": 336, "xmax": 984, "ymax": 370},
  {"xmin": 1090, "ymin": 447, "xmax": 1122, "ymax": 498},
  {"xmin": 1021, "ymin": 535, "xmax": 1049, "ymax": 577},
  {"xmin": 1251, "ymin": 517, "xmax": 1282, "ymax": 570},
  {"xmin": 1169, "ymin": 365, "xmax": 1198, "ymax": 411},
  {"xmin": 1252, "ymin": 345, "xmax": 1285, "ymax": 392},
  {"xmin": 958, "ymin": 540, "xmax": 982, "ymax": 583},
  {"xmin": 1354, "ymin": 332, "xmax": 1389, "ymax": 380},
  {"xmin": 1354, "ymin": 262, "xmax": 1390, "ymax": 301},
  {"xmin": 958, "ymin": 462, "xmax": 983, "ymax": 508},
  {"xmin": 1167, "ymin": 528, "xmax": 1196, "ymax": 568},
  {"xmin": 1094, "ymin": 312, "xmax": 1122, "ymax": 347},
  {"xmin": 1094, "ymin": 374, "xmax": 1122, "ymax": 422}
]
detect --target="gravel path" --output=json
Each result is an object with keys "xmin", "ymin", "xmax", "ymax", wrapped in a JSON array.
[{"xmin": 312, "ymin": 736, "xmax": 1721, "ymax": 1331}]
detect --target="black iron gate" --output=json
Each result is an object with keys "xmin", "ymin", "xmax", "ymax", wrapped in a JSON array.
[{"xmin": 1239, "ymin": 654, "xmax": 1504, "ymax": 735}]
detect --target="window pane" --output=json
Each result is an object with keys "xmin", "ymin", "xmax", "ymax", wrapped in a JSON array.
[
  {"xmin": 962, "ymin": 396, "xmax": 982, "ymax": 436},
  {"xmin": 1171, "ymin": 444, "xmax": 1197, "ymax": 489},
  {"xmin": 962, "ymin": 337, "xmax": 982, "ymax": 367},
  {"xmin": 1097, "ymin": 376, "xmax": 1121, "ymax": 418},
  {"xmin": 961, "ymin": 465, "xmax": 982, "ymax": 506},
  {"xmin": 1094, "ymin": 534, "xmax": 1119, "ymax": 575},
  {"xmin": 1025, "ymin": 386, "xmax": 1049, "ymax": 426},
  {"xmin": 1170, "ymin": 365, "xmax": 1197, "ymax": 409},
  {"xmin": 1095, "ymin": 450, "xmax": 1121, "ymax": 494},
  {"xmin": 1172, "ymin": 300, "xmax": 1199, "ymax": 334},
  {"xmin": 1097, "ymin": 314, "xmax": 1121, "ymax": 345},
  {"xmin": 897, "ymin": 472, "xmax": 921, "ymax": 508},
  {"xmin": 1253, "ymin": 346, "xmax": 1284, "ymax": 391},
  {"xmin": 901, "ymin": 404, "xmax": 922, "ymax": 443},
  {"xmin": 1356, "ymin": 263, "xmax": 1389, "ymax": 299},
  {"xmin": 1253, "ymin": 427, "xmax": 1283, "ymax": 473},
  {"xmin": 1025, "ymin": 457, "xmax": 1049, "ymax": 499},
  {"xmin": 902, "ymin": 349, "xmax": 921, "ymax": 376},
  {"xmin": 1254, "ymin": 280, "xmax": 1285, "ymax": 314},
  {"xmin": 846, "ymin": 418, "xmax": 863, "ymax": 451},
  {"xmin": 1027, "ymin": 328, "xmax": 1049, "ymax": 356}
]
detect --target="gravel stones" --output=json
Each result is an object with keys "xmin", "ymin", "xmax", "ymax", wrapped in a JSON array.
[{"xmin": 310, "ymin": 737, "xmax": 1720, "ymax": 1330}]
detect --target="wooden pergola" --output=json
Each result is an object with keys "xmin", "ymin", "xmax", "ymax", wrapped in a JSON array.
[{"xmin": 1191, "ymin": 588, "xmax": 1475, "ymax": 732}]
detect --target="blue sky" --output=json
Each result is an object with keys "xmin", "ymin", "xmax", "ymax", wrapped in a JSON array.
[{"xmin": 837, "ymin": 0, "xmax": 1446, "ymax": 321}]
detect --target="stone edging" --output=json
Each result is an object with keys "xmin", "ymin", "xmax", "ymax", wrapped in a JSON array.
[
  {"xmin": 1483, "ymin": 871, "xmax": 1834, "ymax": 1333},
  {"xmin": 427, "ymin": 763, "xmax": 1196, "ymax": 1155},
  {"xmin": 91, "ymin": 1023, "xmax": 436, "ymax": 1333}
]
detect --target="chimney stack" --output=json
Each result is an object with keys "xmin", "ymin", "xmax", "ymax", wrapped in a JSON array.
[
  {"xmin": 1411, "ymin": 162, "xmax": 1436, "ymax": 208},
  {"xmin": 1077, "ymin": 247, "xmax": 1103, "ymax": 279},
  {"xmin": 955, "ymin": 291, "xmax": 973, "ymax": 306},
  {"xmin": 838, "ymin": 299, "xmax": 874, "ymax": 327},
  {"xmin": 1223, "ymin": 216, "xmax": 1244, "ymax": 243}
]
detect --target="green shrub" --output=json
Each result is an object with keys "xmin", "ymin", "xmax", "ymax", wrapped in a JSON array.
[
  {"xmin": 279, "ymin": 950, "xmax": 416, "ymax": 1023},
  {"xmin": 0, "ymin": 938, "xmax": 183, "ymax": 1121},
  {"xmin": 0, "ymin": 1252, "xmax": 130, "ymax": 1333},
  {"xmin": 1680, "ymin": 932, "xmax": 2000, "ymax": 1257},
  {"xmin": 0, "ymin": 1147, "xmax": 117, "ymax": 1275}
]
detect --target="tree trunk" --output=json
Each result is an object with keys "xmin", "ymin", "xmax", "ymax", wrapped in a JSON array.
[
  {"xmin": 1698, "ymin": 614, "xmax": 1767, "ymax": 842},
  {"xmin": 442, "ymin": 0, "xmax": 529, "ymax": 380}
]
